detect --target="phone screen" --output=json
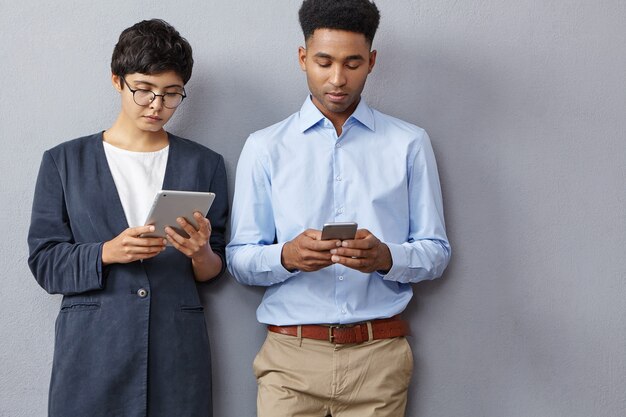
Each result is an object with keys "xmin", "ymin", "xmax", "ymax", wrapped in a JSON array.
[{"xmin": 321, "ymin": 222, "xmax": 358, "ymax": 240}]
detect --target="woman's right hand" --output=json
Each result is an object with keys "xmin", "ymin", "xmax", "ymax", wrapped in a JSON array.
[{"xmin": 102, "ymin": 225, "xmax": 167, "ymax": 265}]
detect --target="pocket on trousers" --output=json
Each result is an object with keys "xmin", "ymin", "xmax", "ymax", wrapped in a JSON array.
[
  {"xmin": 404, "ymin": 337, "xmax": 413, "ymax": 373},
  {"xmin": 401, "ymin": 337, "xmax": 414, "ymax": 386},
  {"xmin": 252, "ymin": 334, "xmax": 271, "ymax": 380}
]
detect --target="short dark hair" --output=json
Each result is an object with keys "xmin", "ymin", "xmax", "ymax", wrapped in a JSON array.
[
  {"xmin": 299, "ymin": 0, "xmax": 380, "ymax": 45},
  {"xmin": 111, "ymin": 19, "xmax": 193, "ymax": 84}
]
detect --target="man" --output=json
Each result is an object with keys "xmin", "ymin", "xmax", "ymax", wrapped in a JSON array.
[{"xmin": 227, "ymin": 1, "xmax": 451, "ymax": 415}]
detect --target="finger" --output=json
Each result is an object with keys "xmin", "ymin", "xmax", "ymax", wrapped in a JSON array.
[
  {"xmin": 177, "ymin": 217, "xmax": 199, "ymax": 236},
  {"xmin": 340, "ymin": 238, "xmax": 375, "ymax": 250},
  {"xmin": 300, "ymin": 249, "xmax": 334, "ymax": 262},
  {"xmin": 194, "ymin": 213, "xmax": 210, "ymax": 237},
  {"xmin": 127, "ymin": 225, "xmax": 157, "ymax": 237},
  {"xmin": 331, "ymin": 247, "xmax": 368, "ymax": 258},
  {"xmin": 331, "ymin": 254, "xmax": 370, "ymax": 270},
  {"xmin": 125, "ymin": 244, "xmax": 166, "ymax": 255},
  {"xmin": 166, "ymin": 235, "xmax": 193, "ymax": 257},
  {"xmin": 307, "ymin": 238, "xmax": 342, "ymax": 251},
  {"xmin": 300, "ymin": 255, "xmax": 335, "ymax": 269},
  {"xmin": 303, "ymin": 229, "xmax": 323, "ymax": 240},
  {"xmin": 204, "ymin": 217, "xmax": 213, "ymax": 234},
  {"xmin": 354, "ymin": 229, "xmax": 372, "ymax": 239},
  {"xmin": 128, "ymin": 251, "xmax": 163, "ymax": 262},
  {"xmin": 124, "ymin": 235, "xmax": 167, "ymax": 248},
  {"xmin": 165, "ymin": 226, "xmax": 189, "ymax": 245}
]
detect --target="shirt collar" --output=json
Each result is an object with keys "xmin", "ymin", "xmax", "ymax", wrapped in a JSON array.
[{"xmin": 298, "ymin": 95, "xmax": 376, "ymax": 133}]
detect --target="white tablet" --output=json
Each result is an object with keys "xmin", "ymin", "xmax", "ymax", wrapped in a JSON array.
[{"xmin": 142, "ymin": 190, "xmax": 216, "ymax": 240}]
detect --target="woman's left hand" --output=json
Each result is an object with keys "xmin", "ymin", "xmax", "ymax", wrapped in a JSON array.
[
  {"xmin": 165, "ymin": 212, "xmax": 222, "ymax": 281},
  {"xmin": 165, "ymin": 212, "xmax": 213, "ymax": 260}
]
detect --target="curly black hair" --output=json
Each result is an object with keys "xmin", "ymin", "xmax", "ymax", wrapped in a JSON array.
[
  {"xmin": 299, "ymin": 0, "xmax": 380, "ymax": 45},
  {"xmin": 111, "ymin": 19, "xmax": 193, "ymax": 84}
]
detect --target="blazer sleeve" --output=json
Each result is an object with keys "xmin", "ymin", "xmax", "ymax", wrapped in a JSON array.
[
  {"xmin": 205, "ymin": 154, "xmax": 229, "ymax": 280},
  {"xmin": 27, "ymin": 151, "xmax": 105, "ymax": 295}
]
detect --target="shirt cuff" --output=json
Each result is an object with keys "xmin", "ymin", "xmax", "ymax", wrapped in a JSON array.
[
  {"xmin": 379, "ymin": 242, "xmax": 408, "ymax": 282},
  {"xmin": 265, "ymin": 242, "xmax": 300, "ymax": 284}
]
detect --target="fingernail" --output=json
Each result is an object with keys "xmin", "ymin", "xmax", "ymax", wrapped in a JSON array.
[
  {"xmin": 336, "ymin": 241, "xmax": 342, "ymax": 247},
  {"xmin": 149, "ymin": 226, "xmax": 155, "ymax": 232},
  {"xmin": 331, "ymin": 255, "xmax": 339, "ymax": 262},
  {"xmin": 330, "ymin": 249, "xmax": 336, "ymax": 254},
  {"xmin": 342, "ymin": 241, "xmax": 348, "ymax": 247},
  {"xmin": 163, "ymin": 239, "xmax": 167, "ymax": 245}
]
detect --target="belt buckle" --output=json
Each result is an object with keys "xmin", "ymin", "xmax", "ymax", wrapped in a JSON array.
[{"xmin": 328, "ymin": 325, "xmax": 337, "ymax": 343}]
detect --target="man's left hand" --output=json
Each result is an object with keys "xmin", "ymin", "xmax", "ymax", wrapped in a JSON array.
[{"xmin": 330, "ymin": 229, "xmax": 392, "ymax": 273}]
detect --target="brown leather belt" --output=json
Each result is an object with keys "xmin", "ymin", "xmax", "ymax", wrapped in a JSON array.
[{"xmin": 267, "ymin": 316, "xmax": 409, "ymax": 344}]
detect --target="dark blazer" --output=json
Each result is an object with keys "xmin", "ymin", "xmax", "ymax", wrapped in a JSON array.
[{"xmin": 28, "ymin": 132, "xmax": 228, "ymax": 417}]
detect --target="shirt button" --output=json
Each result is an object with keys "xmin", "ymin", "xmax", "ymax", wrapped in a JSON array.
[
  {"xmin": 337, "ymin": 207, "xmax": 344, "ymax": 214},
  {"xmin": 137, "ymin": 288, "xmax": 148, "ymax": 298},
  {"xmin": 336, "ymin": 176, "xmax": 342, "ymax": 181},
  {"xmin": 341, "ymin": 309, "xmax": 346, "ymax": 314},
  {"xmin": 338, "ymin": 276, "xmax": 344, "ymax": 281},
  {"xmin": 335, "ymin": 143, "xmax": 341, "ymax": 148}
]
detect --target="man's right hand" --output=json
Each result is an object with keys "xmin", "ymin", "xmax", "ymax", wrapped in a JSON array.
[
  {"xmin": 281, "ymin": 229, "xmax": 341, "ymax": 272},
  {"xmin": 102, "ymin": 225, "xmax": 167, "ymax": 265}
]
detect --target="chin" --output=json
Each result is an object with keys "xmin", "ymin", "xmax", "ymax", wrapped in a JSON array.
[
  {"xmin": 325, "ymin": 103, "xmax": 351, "ymax": 114},
  {"xmin": 140, "ymin": 123, "xmax": 165, "ymax": 132}
]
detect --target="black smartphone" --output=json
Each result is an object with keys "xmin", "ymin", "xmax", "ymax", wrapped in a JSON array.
[{"xmin": 321, "ymin": 222, "xmax": 358, "ymax": 240}]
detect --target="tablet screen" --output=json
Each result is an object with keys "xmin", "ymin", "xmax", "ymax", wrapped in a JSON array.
[{"xmin": 142, "ymin": 190, "xmax": 216, "ymax": 240}]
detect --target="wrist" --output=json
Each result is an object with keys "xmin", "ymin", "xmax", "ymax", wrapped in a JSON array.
[
  {"xmin": 280, "ymin": 241, "xmax": 297, "ymax": 272},
  {"xmin": 191, "ymin": 245, "xmax": 214, "ymax": 264},
  {"xmin": 376, "ymin": 243, "xmax": 393, "ymax": 273},
  {"xmin": 101, "ymin": 241, "xmax": 113, "ymax": 266}
]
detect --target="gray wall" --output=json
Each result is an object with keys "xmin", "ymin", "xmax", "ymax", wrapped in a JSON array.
[{"xmin": 1, "ymin": 1, "xmax": 625, "ymax": 416}]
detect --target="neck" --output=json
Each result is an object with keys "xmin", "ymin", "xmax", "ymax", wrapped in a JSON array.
[
  {"xmin": 312, "ymin": 96, "xmax": 360, "ymax": 136},
  {"xmin": 328, "ymin": 115, "xmax": 348, "ymax": 136},
  {"xmin": 104, "ymin": 117, "xmax": 169, "ymax": 152}
]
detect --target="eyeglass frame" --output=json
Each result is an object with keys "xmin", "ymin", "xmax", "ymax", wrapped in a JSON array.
[{"xmin": 120, "ymin": 76, "xmax": 187, "ymax": 109}]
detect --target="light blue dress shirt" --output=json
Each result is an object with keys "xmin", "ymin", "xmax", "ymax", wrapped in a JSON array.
[{"xmin": 227, "ymin": 97, "xmax": 451, "ymax": 326}]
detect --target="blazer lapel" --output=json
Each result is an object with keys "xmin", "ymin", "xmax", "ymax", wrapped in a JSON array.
[
  {"xmin": 161, "ymin": 134, "xmax": 182, "ymax": 191},
  {"xmin": 88, "ymin": 133, "xmax": 130, "ymax": 240}
]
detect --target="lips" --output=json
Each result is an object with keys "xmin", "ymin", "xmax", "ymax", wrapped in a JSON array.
[
  {"xmin": 326, "ymin": 92, "xmax": 348, "ymax": 102},
  {"xmin": 144, "ymin": 115, "xmax": 162, "ymax": 122}
]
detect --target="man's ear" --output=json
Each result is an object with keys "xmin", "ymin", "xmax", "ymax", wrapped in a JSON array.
[
  {"xmin": 368, "ymin": 50, "xmax": 377, "ymax": 74},
  {"xmin": 298, "ymin": 46, "xmax": 307, "ymax": 72}
]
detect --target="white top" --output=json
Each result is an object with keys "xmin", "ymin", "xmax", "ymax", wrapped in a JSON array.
[{"xmin": 103, "ymin": 141, "xmax": 169, "ymax": 228}]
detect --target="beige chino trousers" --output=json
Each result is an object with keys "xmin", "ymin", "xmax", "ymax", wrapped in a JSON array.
[{"xmin": 253, "ymin": 330, "xmax": 414, "ymax": 417}]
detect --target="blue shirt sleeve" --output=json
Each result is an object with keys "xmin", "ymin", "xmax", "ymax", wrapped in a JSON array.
[
  {"xmin": 226, "ymin": 135, "xmax": 300, "ymax": 286},
  {"xmin": 382, "ymin": 132, "xmax": 451, "ymax": 283}
]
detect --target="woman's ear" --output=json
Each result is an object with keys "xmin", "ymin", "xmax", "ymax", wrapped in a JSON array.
[{"xmin": 111, "ymin": 73, "xmax": 123, "ymax": 92}]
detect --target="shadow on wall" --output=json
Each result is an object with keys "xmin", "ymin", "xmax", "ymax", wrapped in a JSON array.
[{"xmin": 389, "ymin": 40, "xmax": 511, "ymax": 414}]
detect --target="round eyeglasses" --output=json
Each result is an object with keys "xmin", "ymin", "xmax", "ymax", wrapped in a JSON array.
[{"xmin": 121, "ymin": 77, "xmax": 187, "ymax": 109}]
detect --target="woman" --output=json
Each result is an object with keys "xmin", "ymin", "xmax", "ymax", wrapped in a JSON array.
[{"xmin": 27, "ymin": 19, "xmax": 227, "ymax": 417}]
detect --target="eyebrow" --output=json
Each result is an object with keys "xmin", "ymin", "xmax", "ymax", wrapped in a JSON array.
[
  {"xmin": 132, "ymin": 79, "xmax": 184, "ymax": 89},
  {"xmin": 313, "ymin": 52, "xmax": 365, "ymax": 61}
]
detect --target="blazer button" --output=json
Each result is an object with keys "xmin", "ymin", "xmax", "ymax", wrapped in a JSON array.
[{"xmin": 137, "ymin": 288, "xmax": 148, "ymax": 298}]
